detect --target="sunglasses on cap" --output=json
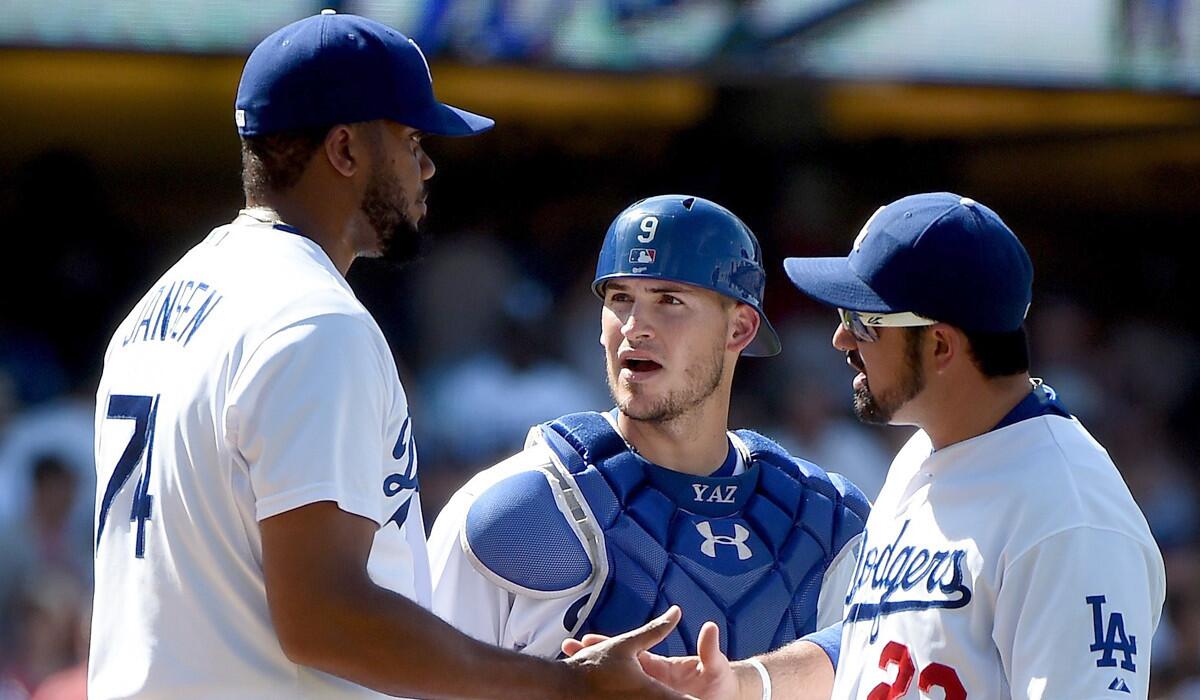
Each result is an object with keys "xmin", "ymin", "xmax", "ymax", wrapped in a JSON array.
[{"xmin": 838, "ymin": 308, "xmax": 938, "ymax": 343}]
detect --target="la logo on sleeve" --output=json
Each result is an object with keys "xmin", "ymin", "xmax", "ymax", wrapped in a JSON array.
[{"xmin": 1087, "ymin": 595, "xmax": 1137, "ymax": 672}]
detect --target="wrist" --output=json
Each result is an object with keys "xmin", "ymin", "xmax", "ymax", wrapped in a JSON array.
[
  {"xmin": 731, "ymin": 660, "xmax": 765, "ymax": 700},
  {"xmin": 548, "ymin": 658, "xmax": 583, "ymax": 700}
]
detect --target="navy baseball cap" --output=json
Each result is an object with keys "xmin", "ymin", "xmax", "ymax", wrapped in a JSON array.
[
  {"xmin": 235, "ymin": 10, "xmax": 494, "ymax": 138},
  {"xmin": 783, "ymin": 192, "xmax": 1033, "ymax": 333}
]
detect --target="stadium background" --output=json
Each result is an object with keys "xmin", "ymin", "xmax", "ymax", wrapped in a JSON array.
[{"xmin": 0, "ymin": 0, "xmax": 1197, "ymax": 697}]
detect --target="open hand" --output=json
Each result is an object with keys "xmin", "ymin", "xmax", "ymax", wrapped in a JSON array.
[
  {"xmin": 563, "ymin": 619, "xmax": 738, "ymax": 700},
  {"xmin": 562, "ymin": 606, "xmax": 698, "ymax": 700}
]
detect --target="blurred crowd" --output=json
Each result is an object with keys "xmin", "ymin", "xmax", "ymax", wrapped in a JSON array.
[{"xmin": 0, "ymin": 145, "xmax": 1197, "ymax": 699}]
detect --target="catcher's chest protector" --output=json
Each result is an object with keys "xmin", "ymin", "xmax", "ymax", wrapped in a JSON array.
[{"xmin": 540, "ymin": 412, "xmax": 867, "ymax": 660}]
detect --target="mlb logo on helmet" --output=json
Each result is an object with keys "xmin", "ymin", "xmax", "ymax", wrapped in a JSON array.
[{"xmin": 629, "ymin": 248, "xmax": 656, "ymax": 264}]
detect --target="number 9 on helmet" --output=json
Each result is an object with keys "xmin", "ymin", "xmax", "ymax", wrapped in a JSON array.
[{"xmin": 592, "ymin": 194, "xmax": 782, "ymax": 357}]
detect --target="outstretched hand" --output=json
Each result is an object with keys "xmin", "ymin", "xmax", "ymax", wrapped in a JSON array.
[
  {"xmin": 563, "ymin": 619, "xmax": 739, "ymax": 700},
  {"xmin": 562, "ymin": 606, "xmax": 698, "ymax": 700}
]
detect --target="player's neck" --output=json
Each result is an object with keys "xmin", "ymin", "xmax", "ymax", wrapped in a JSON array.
[
  {"xmin": 244, "ymin": 191, "xmax": 356, "ymax": 275},
  {"xmin": 918, "ymin": 372, "xmax": 1034, "ymax": 450},
  {"xmin": 616, "ymin": 395, "xmax": 732, "ymax": 477}
]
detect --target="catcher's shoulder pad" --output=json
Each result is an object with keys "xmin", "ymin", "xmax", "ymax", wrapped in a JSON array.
[
  {"xmin": 829, "ymin": 472, "xmax": 870, "ymax": 536},
  {"xmin": 734, "ymin": 428, "xmax": 870, "ymax": 557},
  {"xmin": 462, "ymin": 462, "xmax": 595, "ymax": 599}
]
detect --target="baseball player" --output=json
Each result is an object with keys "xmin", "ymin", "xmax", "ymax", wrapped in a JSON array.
[
  {"xmin": 90, "ymin": 12, "xmax": 689, "ymax": 700},
  {"xmin": 429, "ymin": 195, "xmax": 870, "ymax": 661},
  {"xmin": 565, "ymin": 192, "xmax": 1167, "ymax": 700}
]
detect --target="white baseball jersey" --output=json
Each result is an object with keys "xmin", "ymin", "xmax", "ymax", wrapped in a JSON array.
[
  {"xmin": 90, "ymin": 211, "xmax": 428, "ymax": 700},
  {"xmin": 832, "ymin": 411, "xmax": 1165, "ymax": 699},
  {"xmin": 428, "ymin": 430, "xmax": 858, "ymax": 658}
]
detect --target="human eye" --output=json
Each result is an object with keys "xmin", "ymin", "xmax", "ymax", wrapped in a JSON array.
[{"xmin": 661, "ymin": 294, "xmax": 683, "ymax": 305}]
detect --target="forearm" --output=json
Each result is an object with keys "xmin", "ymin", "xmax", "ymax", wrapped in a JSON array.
[
  {"xmin": 288, "ymin": 580, "xmax": 571, "ymax": 699},
  {"xmin": 731, "ymin": 640, "xmax": 834, "ymax": 700}
]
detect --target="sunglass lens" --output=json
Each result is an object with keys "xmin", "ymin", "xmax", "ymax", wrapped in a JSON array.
[{"xmin": 839, "ymin": 309, "xmax": 878, "ymax": 342}]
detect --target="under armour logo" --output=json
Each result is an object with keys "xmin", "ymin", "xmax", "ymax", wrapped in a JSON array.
[
  {"xmin": 696, "ymin": 521, "xmax": 752, "ymax": 560},
  {"xmin": 1088, "ymin": 595, "xmax": 1137, "ymax": 672}
]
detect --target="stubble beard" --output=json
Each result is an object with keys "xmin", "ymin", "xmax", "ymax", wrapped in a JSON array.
[
  {"xmin": 360, "ymin": 162, "xmax": 427, "ymax": 265},
  {"xmin": 608, "ymin": 341, "xmax": 726, "ymax": 425},
  {"xmin": 852, "ymin": 330, "xmax": 927, "ymax": 425}
]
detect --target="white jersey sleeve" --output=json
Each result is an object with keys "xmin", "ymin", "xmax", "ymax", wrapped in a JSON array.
[
  {"xmin": 818, "ymin": 530, "xmax": 864, "ymax": 630},
  {"xmin": 227, "ymin": 314, "xmax": 390, "ymax": 525},
  {"xmin": 993, "ymin": 527, "xmax": 1164, "ymax": 700}
]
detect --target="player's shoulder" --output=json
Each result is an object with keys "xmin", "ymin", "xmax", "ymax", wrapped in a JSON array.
[
  {"xmin": 997, "ymin": 415, "xmax": 1120, "ymax": 490},
  {"xmin": 988, "ymin": 416, "xmax": 1156, "ymax": 550},
  {"xmin": 203, "ymin": 217, "xmax": 371, "ymax": 324},
  {"xmin": 119, "ymin": 217, "xmax": 375, "ymax": 350},
  {"xmin": 454, "ymin": 439, "xmax": 597, "ymax": 599}
]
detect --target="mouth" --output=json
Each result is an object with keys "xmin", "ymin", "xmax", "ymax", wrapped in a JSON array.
[
  {"xmin": 619, "ymin": 356, "xmax": 664, "ymax": 382},
  {"xmin": 846, "ymin": 351, "xmax": 867, "ymax": 390}
]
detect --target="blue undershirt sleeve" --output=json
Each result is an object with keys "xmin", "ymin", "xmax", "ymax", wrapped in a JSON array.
[{"xmin": 800, "ymin": 621, "xmax": 843, "ymax": 670}]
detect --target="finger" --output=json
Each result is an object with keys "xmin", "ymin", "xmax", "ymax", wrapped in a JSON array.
[
  {"xmin": 610, "ymin": 605, "xmax": 681, "ymax": 653},
  {"xmin": 696, "ymin": 621, "xmax": 727, "ymax": 670},
  {"xmin": 561, "ymin": 633, "xmax": 611, "ymax": 656},
  {"xmin": 636, "ymin": 649, "xmax": 670, "ymax": 673},
  {"xmin": 579, "ymin": 634, "xmax": 610, "ymax": 646}
]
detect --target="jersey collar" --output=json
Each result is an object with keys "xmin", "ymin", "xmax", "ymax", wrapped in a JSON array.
[
  {"xmin": 603, "ymin": 408, "xmax": 745, "ymax": 476},
  {"xmin": 992, "ymin": 378, "xmax": 1072, "ymax": 432}
]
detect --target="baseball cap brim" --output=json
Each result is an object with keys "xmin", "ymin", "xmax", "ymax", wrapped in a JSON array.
[
  {"xmin": 746, "ymin": 313, "xmax": 782, "ymax": 358},
  {"xmin": 410, "ymin": 102, "xmax": 495, "ymax": 137},
  {"xmin": 782, "ymin": 256, "xmax": 898, "ymax": 313}
]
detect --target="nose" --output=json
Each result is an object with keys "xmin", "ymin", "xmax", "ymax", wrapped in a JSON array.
[
  {"xmin": 418, "ymin": 144, "xmax": 436, "ymax": 181},
  {"xmin": 832, "ymin": 322, "xmax": 857, "ymax": 352},
  {"xmin": 621, "ymin": 303, "xmax": 654, "ymax": 341}
]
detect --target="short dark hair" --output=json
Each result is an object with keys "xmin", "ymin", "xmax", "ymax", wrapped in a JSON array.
[
  {"xmin": 240, "ymin": 125, "xmax": 331, "ymax": 200},
  {"xmin": 905, "ymin": 324, "xmax": 1029, "ymax": 378},
  {"xmin": 962, "ymin": 326, "xmax": 1030, "ymax": 377}
]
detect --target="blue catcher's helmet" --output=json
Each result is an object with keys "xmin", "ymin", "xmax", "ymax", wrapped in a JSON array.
[{"xmin": 593, "ymin": 195, "xmax": 782, "ymax": 357}]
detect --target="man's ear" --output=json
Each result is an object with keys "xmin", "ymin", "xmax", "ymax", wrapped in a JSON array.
[
  {"xmin": 929, "ymin": 323, "xmax": 962, "ymax": 374},
  {"xmin": 323, "ymin": 125, "xmax": 360, "ymax": 178},
  {"xmin": 729, "ymin": 304, "xmax": 760, "ymax": 354}
]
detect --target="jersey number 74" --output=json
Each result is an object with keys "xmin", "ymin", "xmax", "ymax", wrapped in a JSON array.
[{"xmin": 97, "ymin": 394, "xmax": 159, "ymax": 559}]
